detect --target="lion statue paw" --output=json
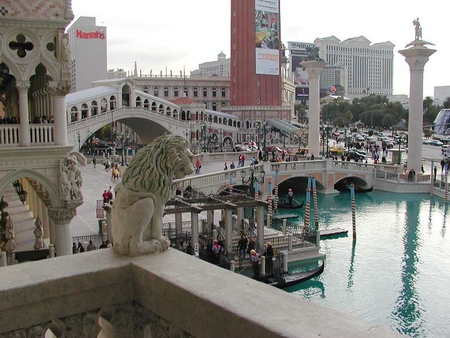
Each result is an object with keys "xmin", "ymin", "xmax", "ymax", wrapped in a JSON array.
[{"xmin": 111, "ymin": 135, "xmax": 194, "ymax": 256}]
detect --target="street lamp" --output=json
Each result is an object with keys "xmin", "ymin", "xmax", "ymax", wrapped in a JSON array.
[
  {"xmin": 240, "ymin": 163, "xmax": 265, "ymax": 197},
  {"xmin": 117, "ymin": 132, "xmax": 130, "ymax": 166},
  {"xmin": 201, "ymin": 121, "xmax": 208, "ymax": 153},
  {"xmin": 77, "ymin": 131, "xmax": 81, "ymax": 152}
]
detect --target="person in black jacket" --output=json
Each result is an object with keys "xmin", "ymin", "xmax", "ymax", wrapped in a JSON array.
[{"xmin": 264, "ymin": 242, "xmax": 274, "ymax": 273}]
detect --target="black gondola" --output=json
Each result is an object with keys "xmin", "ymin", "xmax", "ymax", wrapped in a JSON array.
[
  {"xmin": 254, "ymin": 261, "xmax": 324, "ymax": 289},
  {"xmin": 277, "ymin": 200, "xmax": 304, "ymax": 209}
]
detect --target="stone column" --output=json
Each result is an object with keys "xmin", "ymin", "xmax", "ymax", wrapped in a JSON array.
[
  {"xmin": 300, "ymin": 61, "xmax": 327, "ymax": 159},
  {"xmin": 224, "ymin": 208, "xmax": 233, "ymax": 255},
  {"xmin": 48, "ymin": 207, "xmax": 78, "ymax": 256},
  {"xmin": 40, "ymin": 200, "xmax": 50, "ymax": 244},
  {"xmin": 190, "ymin": 212, "xmax": 199, "ymax": 256},
  {"xmin": 399, "ymin": 44, "xmax": 436, "ymax": 173},
  {"xmin": 16, "ymin": 81, "xmax": 31, "ymax": 146},
  {"xmin": 207, "ymin": 210, "xmax": 214, "ymax": 233},
  {"xmin": 49, "ymin": 82, "xmax": 69, "ymax": 146},
  {"xmin": 256, "ymin": 205, "xmax": 265, "ymax": 249},
  {"xmin": 236, "ymin": 207, "xmax": 244, "ymax": 230},
  {"xmin": 175, "ymin": 212, "xmax": 183, "ymax": 237}
]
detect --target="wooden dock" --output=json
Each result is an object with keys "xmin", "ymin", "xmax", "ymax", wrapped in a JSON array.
[
  {"xmin": 272, "ymin": 214, "xmax": 299, "ymax": 220},
  {"xmin": 320, "ymin": 228, "xmax": 348, "ymax": 238}
]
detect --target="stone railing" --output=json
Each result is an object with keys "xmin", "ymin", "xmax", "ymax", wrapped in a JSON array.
[
  {"xmin": 0, "ymin": 124, "xmax": 55, "ymax": 146},
  {"xmin": 0, "ymin": 249, "xmax": 402, "ymax": 337}
]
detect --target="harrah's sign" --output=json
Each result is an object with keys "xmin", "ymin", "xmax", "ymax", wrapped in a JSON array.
[{"xmin": 76, "ymin": 30, "xmax": 105, "ymax": 40}]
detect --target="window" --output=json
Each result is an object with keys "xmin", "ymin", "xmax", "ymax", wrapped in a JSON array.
[
  {"xmin": 212, "ymin": 87, "xmax": 217, "ymax": 97},
  {"xmin": 164, "ymin": 87, "xmax": 169, "ymax": 97},
  {"xmin": 203, "ymin": 87, "xmax": 207, "ymax": 97},
  {"xmin": 193, "ymin": 87, "xmax": 198, "ymax": 97},
  {"xmin": 174, "ymin": 87, "xmax": 179, "ymax": 97}
]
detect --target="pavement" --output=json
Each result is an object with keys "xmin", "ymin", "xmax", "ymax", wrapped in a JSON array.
[{"xmin": 71, "ymin": 158, "xmax": 231, "ymax": 237}]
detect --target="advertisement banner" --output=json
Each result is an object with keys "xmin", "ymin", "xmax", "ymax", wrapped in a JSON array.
[
  {"xmin": 288, "ymin": 42, "xmax": 314, "ymax": 85},
  {"xmin": 255, "ymin": 0, "xmax": 279, "ymax": 75}
]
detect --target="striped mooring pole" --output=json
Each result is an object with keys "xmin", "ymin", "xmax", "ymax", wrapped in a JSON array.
[
  {"xmin": 312, "ymin": 177, "xmax": 319, "ymax": 230},
  {"xmin": 430, "ymin": 161, "xmax": 434, "ymax": 197},
  {"xmin": 304, "ymin": 177, "xmax": 312, "ymax": 237},
  {"xmin": 445, "ymin": 169, "xmax": 448, "ymax": 204},
  {"xmin": 350, "ymin": 183, "xmax": 356, "ymax": 242},
  {"xmin": 274, "ymin": 169, "xmax": 279, "ymax": 213}
]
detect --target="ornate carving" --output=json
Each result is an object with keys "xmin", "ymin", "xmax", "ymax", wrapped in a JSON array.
[
  {"xmin": 0, "ymin": 322, "xmax": 50, "ymax": 338},
  {"xmin": 50, "ymin": 310, "xmax": 101, "ymax": 338},
  {"xmin": 58, "ymin": 31, "xmax": 71, "ymax": 90},
  {"xmin": 15, "ymin": 80, "xmax": 30, "ymax": 91},
  {"xmin": 111, "ymin": 135, "xmax": 194, "ymax": 256},
  {"xmin": 99, "ymin": 302, "xmax": 192, "ymax": 338},
  {"xmin": 48, "ymin": 207, "xmax": 77, "ymax": 224},
  {"xmin": 59, "ymin": 156, "xmax": 83, "ymax": 201},
  {"xmin": 33, "ymin": 215, "xmax": 45, "ymax": 250}
]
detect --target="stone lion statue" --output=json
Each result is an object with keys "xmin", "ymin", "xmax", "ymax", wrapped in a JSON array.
[{"xmin": 111, "ymin": 134, "xmax": 194, "ymax": 256}]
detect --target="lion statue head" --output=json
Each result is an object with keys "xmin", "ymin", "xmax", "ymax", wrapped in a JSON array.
[{"xmin": 121, "ymin": 134, "xmax": 195, "ymax": 198}]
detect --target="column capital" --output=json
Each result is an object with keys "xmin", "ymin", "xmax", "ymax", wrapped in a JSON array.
[
  {"xmin": 15, "ymin": 80, "xmax": 30, "ymax": 91},
  {"xmin": 48, "ymin": 81, "xmax": 70, "ymax": 96},
  {"xmin": 48, "ymin": 206, "xmax": 79, "ymax": 224},
  {"xmin": 398, "ymin": 46, "xmax": 436, "ymax": 70},
  {"xmin": 299, "ymin": 60, "xmax": 327, "ymax": 78}
]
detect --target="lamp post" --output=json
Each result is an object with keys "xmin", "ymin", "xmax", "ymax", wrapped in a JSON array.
[
  {"xmin": 255, "ymin": 120, "xmax": 261, "ymax": 150},
  {"xmin": 240, "ymin": 163, "xmax": 265, "ymax": 198},
  {"xmin": 77, "ymin": 131, "xmax": 81, "ymax": 152},
  {"xmin": 263, "ymin": 122, "xmax": 268, "ymax": 161},
  {"xmin": 201, "ymin": 121, "xmax": 208, "ymax": 153},
  {"xmin": 117, "ymin": 132, "xmax": 129, "ymax": 166},
  {"xmin": 397, "ymin": 136, "xmax": 402, "ymax": 165}
]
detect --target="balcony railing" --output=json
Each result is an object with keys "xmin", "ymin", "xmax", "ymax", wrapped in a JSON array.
[{"xmin": 0, "ymin": 124, "xmax": 55, "ymax": 146}]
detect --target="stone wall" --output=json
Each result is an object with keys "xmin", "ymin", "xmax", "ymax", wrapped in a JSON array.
[{"xmin": 0, "ymin": 248, "xmax": 403, "ymax": 337}]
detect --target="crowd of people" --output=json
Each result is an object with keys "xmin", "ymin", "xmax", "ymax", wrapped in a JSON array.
[
  {"xmin": 72, "ymin": 239, "xmax": 112, "ymax": 253},
  {"xmin": 102, "ymin": 186, "xmax": 114, "ymax": 204}
]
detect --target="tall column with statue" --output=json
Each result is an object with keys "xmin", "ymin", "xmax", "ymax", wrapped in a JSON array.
[
  {"xmin": 399, "ymin": 19, "xmax": 436, "ymax": 174},
  {"xmin": 300, "ymin": 47, "xmax": 327, "ymax": 159}
]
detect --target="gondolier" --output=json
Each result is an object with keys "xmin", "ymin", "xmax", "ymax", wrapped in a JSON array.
[{"xmin": 287, "ymin": 188, "xmax": 294, "ymax": 206}]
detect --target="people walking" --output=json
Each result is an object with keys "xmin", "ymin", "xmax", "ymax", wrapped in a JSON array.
[
  {"xmin": 87, "ymin": 240, "xmax": 96, "ymax": 251},
  {"xmin": 237, "ymin": 235, "xmax": 248, "ymax": 261},
  {"xmin": 250, "ymin": 249, "xmax": 260, "ymax": 277},
  {"xmin": 264, "ymin": 242, "xmax": 274, "ymax": 272}
]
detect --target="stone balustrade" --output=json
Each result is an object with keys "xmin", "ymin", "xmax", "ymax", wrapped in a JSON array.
[
  {"xmin": 0, "ymin": 248, "xmax": 403, "ymax": 337},
  {"xmin": 0, "ymin": 124, "xmax": 55, "ymax": 146}
]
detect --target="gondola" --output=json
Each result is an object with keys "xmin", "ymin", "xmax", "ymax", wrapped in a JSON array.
[
  {"xmin": 348, "ymin": 186, "xmax": 373, "ymax": 193},
  {"xmin": 254, "ymin": 261, "xmax": 324, "ymax": 289},
  {"xmin": 277, "ymin": 200, "xmax": 304, "ymax": 209}
]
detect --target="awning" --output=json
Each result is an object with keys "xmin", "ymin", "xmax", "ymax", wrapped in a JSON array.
[{"xmin": 266, "ymin": 119, "xmax": 299, "ymax": 134}]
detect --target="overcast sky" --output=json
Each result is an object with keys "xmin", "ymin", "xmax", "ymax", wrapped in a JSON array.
[{"xmin": 71, "ymin": 0, "xmax": 448, "ymax": 98}]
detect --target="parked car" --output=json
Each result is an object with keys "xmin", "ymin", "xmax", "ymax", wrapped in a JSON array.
[
  {"xmin": 344, "ymin": 149, "xmax": 366, "ymax": 161},
  {"xmin": 431, "ymin": 140, "xmax": 443, "ymax": 146}
]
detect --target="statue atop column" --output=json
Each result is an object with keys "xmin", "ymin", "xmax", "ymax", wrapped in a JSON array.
[
  {"xmin": 59, "ymin": 156, "xmax": 83, "ymax": 201},
  {"xmin": 406, "ymin": 18, "xmax": 434, "ymax": 48},
  {"xmin": 413, "ymin": 18, "xmax": 422, "ymax": 40}
]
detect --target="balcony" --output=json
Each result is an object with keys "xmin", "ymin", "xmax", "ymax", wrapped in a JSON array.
[{"xmin": 0, "ymin": 249, "xmax": 402, "ymax": 337}]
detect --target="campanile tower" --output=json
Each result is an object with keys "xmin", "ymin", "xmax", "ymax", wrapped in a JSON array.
[{"xmin": 226, "ymin": 0, "xmax": 291, "ymax": 127}]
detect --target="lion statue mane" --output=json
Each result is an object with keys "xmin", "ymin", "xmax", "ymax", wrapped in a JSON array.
[{"xmin": 111, "ymin": 134, "xmax": 194, "ymax": 256}]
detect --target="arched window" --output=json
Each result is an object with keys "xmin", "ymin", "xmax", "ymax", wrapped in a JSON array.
[
  {"xmin": 151, "ymin": 102, "xmax": 157, "ymax": 112},
  {"xmin": 159, "ymin": 104, "xmax": 164, "ymax": 114},
  {"xmin": 101, "ymin": 98, "xmax": 107, "ymax": 113},
  {"xmin": 144, "ymin": 99, "xmax": 150, "ymax": 109},
  {"xmin": 70, "ymin": 107, "xmax": 78, "ymax": 122},
  {"xmin": 174, "ymin": 87, "xmax": 179, "ymax": 97},
  {"xmin": 153, "ymin": 87, "xmax": 159, "ymax": 97},
  {"xmin": 164, "ymin": 87, "xmax": 169, "ymax": 97},
  {"xmin": 91, "ymin": 101, "xmax": 98, "ymax": 116},
  {"xmin": 214, "ymin": 116, "xmax": 218, "ymax": 123},
  {"xmin": 202, "ymin": 87, "xmax": 207, "ymax": 97},
  {"xmin": 143, "ymin": 86, "xmax": 149, "ymax": 94},
  {"xmin": 193, "ymin": 87, "xmax": 198, "ymax": 97},
  {"xmin": 221, "ymin": 87, "xmax": 226, "ymax": 98},
  {"xmin": 81, "ymin": 103, "xmax": 88, "ymax": 119},
  {"xmin": 136, "ymin": 96, "xmax": 142, "ymax": 107},
  {"xmin": 212, "ymin": 102, "xmax": 217, "ymax": 111},
  {"xmin": 212, "ymin": 87, "xmax": 217, "ymax": 97}
]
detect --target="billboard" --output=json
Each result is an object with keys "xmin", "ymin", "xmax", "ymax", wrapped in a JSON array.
[
  {"xmin": 288, "ymin": 41, "xmax": 315, "ymax": 85},
  {"xmin": 255, "ymin": 0, "xmax": 279, "ymax": 75},
  {"xmin": 295, "ymin": 87, "xmax": 309, "ymax": 105}
]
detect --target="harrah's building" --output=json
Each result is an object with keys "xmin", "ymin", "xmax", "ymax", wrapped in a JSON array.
[
  {"xmin": 67, "ymin": 17, "xmax": 107, "ymax": 92},
  {"xmin": 224, "ymin": 0, "xmax": 292, "ymax": 123}
]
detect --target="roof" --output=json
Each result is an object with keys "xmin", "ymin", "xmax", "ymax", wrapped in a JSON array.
[
  {"xmin": 266, "ymin": 119, "xmax": 299, "ymax": 134},
  {"xmin": 204, "ymin": 109, "xmax": 239, "ymax": 120},
  {"xmin": 66, "ymin": 86, "xmax": 118, "ymax": 105},
  {"xmin": 171, "ymin": 96, "xmax": 200, "ymax": 105}
]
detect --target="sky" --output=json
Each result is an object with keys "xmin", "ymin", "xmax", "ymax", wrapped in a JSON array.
[{"xmin": 70, "ymin": 0, "xmax": 448, "ymax": 98}]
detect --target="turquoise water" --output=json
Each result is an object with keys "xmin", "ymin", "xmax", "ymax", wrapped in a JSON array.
[{"xmin": 281, "ymin": 191, "xmax": 450, "ymax": 338}]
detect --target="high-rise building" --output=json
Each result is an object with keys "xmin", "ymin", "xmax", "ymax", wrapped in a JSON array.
[
  {"xmin": 314, "ymin": 36, "xmax": 394, "ymax": 98},
  {"xmin": 67, "ymin": 17, "xmax": 107, "ymax": 92},
  {"xmin": 191, "ymin": 52, "xmax": 230, "ymax": 77},
  {"xmin": 226, "ymin": 0, "xmax": 293, "ymax": 139}
]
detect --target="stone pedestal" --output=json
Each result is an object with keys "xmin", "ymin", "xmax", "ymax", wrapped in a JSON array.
[
  {"xmin": 399, "ymin": 42, "xmax": 436, "ymax": 173},
  {"xmin": 300, "ymin": 61, "xmax": 327, "ymax": 158}
]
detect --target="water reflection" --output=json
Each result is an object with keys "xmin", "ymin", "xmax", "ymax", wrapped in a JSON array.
[{"xmin": 391, "ymin": 199, "xmax": 425, "ymax": 337}]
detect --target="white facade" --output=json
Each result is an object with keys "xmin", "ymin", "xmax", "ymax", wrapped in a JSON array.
[
  {"xmin": 67, "ymin": 17, "xmax": 107, "ymax": 92},
  {"xmin": 191, "ymin": 52, "xmax": 230, "ymax": 77},
  {"xmin": 434, "ymin": 86, "xmax": 450, "ymax": 106},
  {"xmin": 314, "ymin": 36, "xmax": 394, "ymax": 98}
]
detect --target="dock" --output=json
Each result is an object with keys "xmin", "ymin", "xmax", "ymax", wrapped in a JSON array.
[
  {"xmin": 272, "ymin": 214, "xmax": 299, "ymax": 220},
  {"xmin": 320, "ymin": 228, "xmax": 348, "ymax": 238}
]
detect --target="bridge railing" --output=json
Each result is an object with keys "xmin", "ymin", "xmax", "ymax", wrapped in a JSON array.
[
  {"xmin": 0, "ymin": 124, "xmax": 55, "ymax": 146},
  {"xmin": 270, "ymin": 159, "xmax": 326, "ymax": 172}
]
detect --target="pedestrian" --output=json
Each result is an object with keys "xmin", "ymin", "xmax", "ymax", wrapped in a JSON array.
[
  {"xmin": 106, "ymin": 240, "xmax": 112, "ymax": 248},
  {"xmin": 102, "ymin": 190, "xmax": 108, "ymax": 204},
  {"xmin": 250, "ymin": 249, "xmax": 260, "ymax": 277},
  {"xmin": 441, "ymin": 159, "xmax": 445, "ymax": 172},
  {"xmin": 264, "ymin": 242, "xmax": 274, "ymax": 272},
  {"xmin": 241, "ymin": 154, "xmax": 246, "ymax": 166},
  {"xmin": 434, "ymin": 165, "xmax": 437, "ymax": 181},
  {"xmin": 72, "ymin": 242, "xmax": 78, "ymax": 254},
  {"xmin": 421, "ymin": 164, "xmax": 425, "ymax": 174},
  {"xmin": 107, "ymin": 187, "xmax": 113, "ymax": 203},
  {"xmin": 224, "ymin": 162, "xmax": 228, "ymax": 170},
  {"xmin": 212, "ymin": 239, "xmax": 221, "ymax": 264},
  {"xmin": 237, "ymin": 235, "xmax": 248, "ymax": 261},
  {"xmin": 195, "ymin": 158, "xmax": 201, "ymax": 174},
  {"xmin": 77, "ymin": 241, "xmax": 85, "ymax": 253},
  {"xmin": 99, "ymin": 241, "xmax": 107, "ymax": 249},
  {"xmin": 93, "ymin": 157, "xmax": 96, "ymax": 168},
  {"xmin": 247, "ymin": 237, "xmax": 256, "ymax": 258},
  {"xmin": 87, "ymin": 240, "xmax": 96, "ymax": 251},
  {"xmin": 230, "ymin": 161, "xmax": 235, "ymax": 169}
]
